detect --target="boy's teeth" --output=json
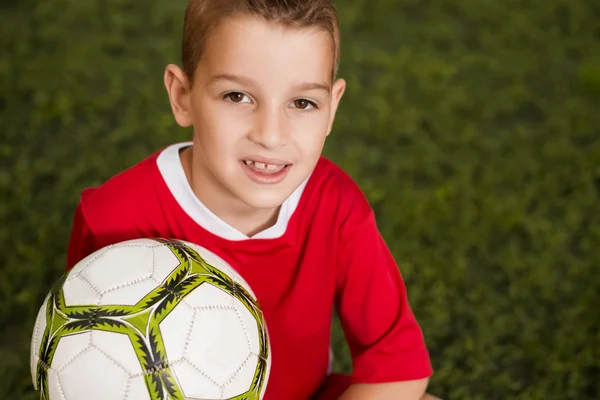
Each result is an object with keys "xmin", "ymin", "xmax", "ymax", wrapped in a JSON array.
[
  {"xmin": 243, "ymin": 160, "xmax": 286, "ymax": 173},
  {"xmin": 244, "ymin": 161, "xmax": 277, "ymax": 168}
]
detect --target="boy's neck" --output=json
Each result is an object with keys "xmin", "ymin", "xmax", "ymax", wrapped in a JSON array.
[{"xmin": 179, "ymin": 146, "xmax": 280, "ymax": 238}]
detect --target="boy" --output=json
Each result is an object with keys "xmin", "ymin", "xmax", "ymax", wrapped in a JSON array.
[{"xmin": 66, "ymin": 0, "xmax": 438, "ymax": 399}]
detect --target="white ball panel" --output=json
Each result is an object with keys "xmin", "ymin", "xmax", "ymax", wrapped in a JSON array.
[
  {"xmin": 63, "ymin": 275, "xmax": 101, "ymax": 307},
  {"xmin": 98, "ymin": 278, "xmax": 160, "ymax": 306},
  {"xmin": 160, "ymin": 301, "xmax": 194, "ymax": 363},
  {"xmin": 172, "ymin": 359, "xmax": 222, "ymax": 400},
  {"xmin": 184, "ymin": 282, "xmax": 234, "ymax": 309},
  {"xmin": 234, "ymin": 300, "xmax": 261, "ymax": 355},
  {"xmin": 186, "ymin": 309, "xmax": 251, "ymax": 386},
  {"xmin": 48, "ymin": 369, "xmax": 65, "ymax": 400},
  {"xmin": 31, "ymin": 295, "xmax": 49, "ymax": 389},
  {"xmin": 91, "ymin": 330, "xmax": 144, "ymax": 375},
  {"xmin": 52, "ymin": 332, "xmax": 92, "ymax": 371},
  {"xmin": 125, "ymin": 376, "xmax": 151, "ymax": 400},
  {"xmin": 151, "ymin": 242, "xmax": 183, "ymax": 284},
  {"xmin": 80, "ymin": 243, "xmax": 153, "ymax": 294},
  {"xmin": 58, "ymin": 347, "xmax": 129, "ymax": 400},
  {"xmin": 68, "ymin": 246, "xmax": 110, "ymax": 276},
  {"xmin": 222, "ymin": 354, "xmax": 259, "ymax": 399}
]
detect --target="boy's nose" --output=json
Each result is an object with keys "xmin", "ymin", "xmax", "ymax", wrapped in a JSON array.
[{"xmin": 249, "ymin": 107, "xmax": 288, "ymax": 149}]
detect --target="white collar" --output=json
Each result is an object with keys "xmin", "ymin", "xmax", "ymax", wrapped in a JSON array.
[{"xmin": 156, "ymin": 142, "xmax": 308, "ymax": 241}]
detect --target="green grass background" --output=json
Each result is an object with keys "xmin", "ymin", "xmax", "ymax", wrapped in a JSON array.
[{"xmin": 1, "ymin": 0, "xmax": 599, "ymax": 398}]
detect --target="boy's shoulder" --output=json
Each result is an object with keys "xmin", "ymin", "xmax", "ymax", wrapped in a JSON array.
[
  {"xmin": 315, "ymin": 157, "xmax": 365, "ymax": 197},
  {"xmin": 310, "ymin": 156, "xmax": 373, "ymax": 222},
  {"xmin": 78, "ymin": 148, "xmax": 164, "ymax": 227}
]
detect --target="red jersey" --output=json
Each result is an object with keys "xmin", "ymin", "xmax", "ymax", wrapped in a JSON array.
[{"xmin": 66, "ymin": 144, "xmax": 432, "ymax": 399}]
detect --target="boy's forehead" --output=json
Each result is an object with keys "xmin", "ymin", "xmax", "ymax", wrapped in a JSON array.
[{"xmin": 198, "ymin": 15, "xmax": 335, "ymax": 86}]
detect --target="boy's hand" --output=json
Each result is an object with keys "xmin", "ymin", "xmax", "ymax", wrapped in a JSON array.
[{"xmin": 338, "ymin": 378, "xmax": 431, "ymax": 400}]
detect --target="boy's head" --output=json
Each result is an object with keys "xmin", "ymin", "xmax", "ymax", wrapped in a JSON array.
[{"xmin": 164, "ymin": 0, "xmax": 346, "ymax": 220}]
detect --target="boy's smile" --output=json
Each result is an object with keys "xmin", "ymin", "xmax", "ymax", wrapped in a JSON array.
[
  {"xmin": 165, "ymin": 14, "xmax": 345, "ymax": 235},
  {"xmin": 240, "ymin": 156, "xmax": 292, "ymax": 185}
]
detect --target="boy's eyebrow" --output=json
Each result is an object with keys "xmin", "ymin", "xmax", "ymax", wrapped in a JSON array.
[
  {"xmin": 207, "ymin": 74, "xmax": 331, "ymax": 94},
  {"xmin": 296, "ymin": 81, "xmax": 331, "ymax": 94},
  {"xmin": 206, "ymin": 74, "xmax": 257, "ymax": 87}
]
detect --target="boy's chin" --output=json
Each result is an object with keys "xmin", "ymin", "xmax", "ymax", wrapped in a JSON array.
[{"xmin": 237, "ymin": 188, "xmax": 295, "ymax": 211}]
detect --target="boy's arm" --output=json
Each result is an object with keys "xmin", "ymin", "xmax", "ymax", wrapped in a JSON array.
[
  {"xmin": 338, "ymin": 379, "xmax": 429, "ymax": 400},
  {"xmin": 335, "ymin": 207, "xmax": 433, "ymax": 394}
]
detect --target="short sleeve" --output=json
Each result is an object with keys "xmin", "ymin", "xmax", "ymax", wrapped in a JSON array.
[
  {"xmin": 336, "ymin": 209, "xmax": 432, "ymax": 383},
  {"xmin": 66, "ymin": 191, "xmax": 102, "ymax": 270}
]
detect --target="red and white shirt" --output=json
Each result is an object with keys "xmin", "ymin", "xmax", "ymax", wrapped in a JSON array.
[{"xmin": 66, "ymin": 142, "xmax": 433, "ymax": 399}]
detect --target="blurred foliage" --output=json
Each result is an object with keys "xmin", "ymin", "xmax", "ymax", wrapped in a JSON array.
[{"xmin": 1, "ymin": 0, "xmax": 599, "ymax": 398}]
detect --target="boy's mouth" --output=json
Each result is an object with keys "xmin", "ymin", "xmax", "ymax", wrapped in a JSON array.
[
  {"xmin": 242, "ymin": 159, "xmax": 289, "ymax": 174},
  {"xmin": 240, "ymin": 157, "xmax": 293, "ymax": 184}
]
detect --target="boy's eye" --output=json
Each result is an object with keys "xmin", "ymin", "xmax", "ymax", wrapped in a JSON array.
[
  {"xmin": 224, "ymin": 92, "xmax": 251, "ymax": 103},
  {"xmin": 293, "ymin": 99, "xmax": 317, "ymax": 110}
]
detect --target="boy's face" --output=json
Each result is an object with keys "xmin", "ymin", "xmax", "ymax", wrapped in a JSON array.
[{"xmin": 166, "ymin": 15, "xmax": 345, "ymax": 213}]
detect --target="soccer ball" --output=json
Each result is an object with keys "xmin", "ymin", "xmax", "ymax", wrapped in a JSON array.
[{"xmin": 30, "ymin": 238, "xmax": 270, "ymax": 400}]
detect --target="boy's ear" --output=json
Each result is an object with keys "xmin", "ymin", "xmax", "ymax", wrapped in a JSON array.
[
  {"xmin": 164, "ymin": 64, "xmax": 194, "ymax": 128},
  {"xmin": 326, "ymin": 78, "xmax": 347, "ymax": 137}
]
